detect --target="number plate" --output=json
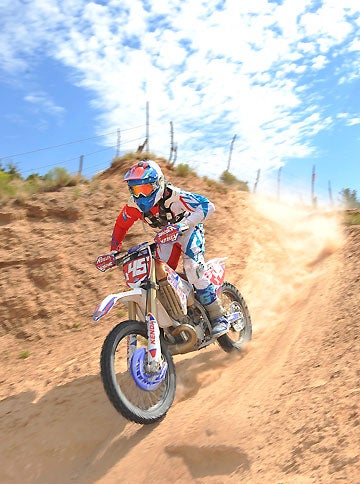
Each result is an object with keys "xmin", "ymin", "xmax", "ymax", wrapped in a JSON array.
[{"xmin": 123, "ymin": 253, "xmax": 151, "ymax": 286}]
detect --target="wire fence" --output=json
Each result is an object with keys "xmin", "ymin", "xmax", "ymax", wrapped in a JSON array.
[{"xmin": 0, "ymin": 119, "xmax": 352, "ymax": 208}]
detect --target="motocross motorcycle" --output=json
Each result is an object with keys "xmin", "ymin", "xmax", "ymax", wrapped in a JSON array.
[{"xmin": 94, "ymin": 223, "xmax": 252, "ymax": 425}]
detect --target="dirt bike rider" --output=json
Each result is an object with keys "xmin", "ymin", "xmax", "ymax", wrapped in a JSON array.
[{"xmin": 110, "ymin": 159, "xmax": 230, "ymax": 338}]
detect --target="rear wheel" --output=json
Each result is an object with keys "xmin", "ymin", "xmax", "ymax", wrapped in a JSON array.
[
  {"xmin": 217, "ymin": 282, "xmax": 252, "ymax": 353},
  {"xmin": 100, "ymin": 320, "xmax": 176, "ymax": 424}
]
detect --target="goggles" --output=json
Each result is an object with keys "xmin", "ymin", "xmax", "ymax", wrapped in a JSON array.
[{"xmin": 129, "ymin": 182, "xmax": 158, "ymax": 198}]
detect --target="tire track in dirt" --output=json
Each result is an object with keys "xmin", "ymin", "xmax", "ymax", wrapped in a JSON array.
[
  {"xmin": 72, "ymin": 200, "xmax": 349, "ymax": 483},
  {"xmin": 1, "ymin": 184, "xmax": 358, "ymax": 483}
]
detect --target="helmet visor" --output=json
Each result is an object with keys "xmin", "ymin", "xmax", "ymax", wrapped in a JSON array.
[{"xmin": 129, "ymin": 182, "xmax": 158, "ymax": 198}]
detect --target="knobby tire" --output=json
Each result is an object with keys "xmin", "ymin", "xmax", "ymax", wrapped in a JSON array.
[
  {"xmin": 217, "ymin": 282, "xmax": 252, "ymax": 353},
  {"xmin": 100, "ymin": 320, "xmax": 176, "ymax": 425}
]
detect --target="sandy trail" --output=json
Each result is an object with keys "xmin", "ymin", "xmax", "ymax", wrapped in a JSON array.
[{"xmin": 1, "ymin": 187, "xmax": 359, "ymax": 483}]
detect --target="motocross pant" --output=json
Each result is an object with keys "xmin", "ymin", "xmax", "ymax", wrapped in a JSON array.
[{"xmin": 156, "ymin": 224, "xmax": 221, "ymax": 311}]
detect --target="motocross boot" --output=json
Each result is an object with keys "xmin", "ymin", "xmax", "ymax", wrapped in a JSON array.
[{"xmin": 205, "ymin": 299, "xmax": 230, "ymax": 338}]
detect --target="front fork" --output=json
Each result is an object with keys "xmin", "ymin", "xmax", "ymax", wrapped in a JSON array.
[
  {"xmin": 146, "ymin": 258, "xmax": 163, "ymax": 371},
  {"xmin": 127, "ymin": 259, "xmax": 163, "ymax": 372},
  {"xmin": 126, "ymin": 301, "xmax": 138, "ymax": 368}
]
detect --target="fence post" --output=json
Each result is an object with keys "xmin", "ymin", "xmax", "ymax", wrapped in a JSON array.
[
  {"xmin": 227, "ymin": 134, "xmax": 237, "ymax": 171},
  {"xmin": 277, "ymin": 166, "xmax": 282, "ymax": 201},
  {"xmin": 146, "ymin": 101, "xmax": 150, "ymax": 153},
  {"xmin": 169, "ymin": 121, "xmax": 178, "ymax": 166},
  {"xmin": 253, "ymin": 169, "xmax": 261, "ymax": 193},
  {"xmin": 115, "ymin": 129, "xmax": 121, "ymax": 158},
  {"xmin": 328, "ymin": 180, "xmax": 334, "ymax": 206},
  {"xmin": 311, "ymin": 165, "xmax": 316, "ymax": 207},
  {"xmin": 78, "ymin": 155, "xmax": 84, "ymax": 176},
  {"xmin": 169, "ymin": 121, "xmax": 174, "ymax": 164}
]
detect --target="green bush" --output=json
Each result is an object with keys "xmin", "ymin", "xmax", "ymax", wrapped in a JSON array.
[
  {"xmin": 203, "ymin": 176, "xmax": 228, "ymax": 194},
  {"xmin": 0, "ymin": 171, "xmax": 16, "ymax": 198},
  {"xmin": 111, "ymin": 151, "xmax": 161, "ymax": 168},
  {"xmin": 344, "ymin": 210, "xmax": 360, "ymax": 226},
  {"xmin": 38, "ymin": 167, "xmax": 81, "ymax": 192},
  {"xmin": 174, "ymin": 163, "xmax": 196, "ymax": 177},
  {"xmin": 339, "ymin": 188, "xmax": 360, "ymax": 209},
  {"xmin": 220, "ymin": 170, "xmax": 237, "ymax": 184},
  {"xmin": 0, "ymin": 166, "xmax": 81, "ymax": 200},
  {"xmin": 24, "ymin": 174, "xmax": 43, "ymax": 195},
  {"xmin": 43, "ymin": 167, "xmax": 72, "ymax": 188},
  {"xmin": 18, "ymin": 350, "xmax": 30, "ymax": 359},
  {"xmin": 220, "ymin": 170, "xmax": 249, "ymax": 191},
  {"xmin": 5, "ymin": 162, "xmax": 22, "ymax": 180}
]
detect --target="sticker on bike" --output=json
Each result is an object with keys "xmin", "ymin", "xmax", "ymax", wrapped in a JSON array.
[
  {"xmin": 123, "ymin": 253, "xmax": 151, "ymax": 285},
  {"xmin": 204, "ymin": 259, "xmax": 226, "ymax": 287},
  {"xmin": 95, "ymin": 254, "xmax": 117, "ymax": 272}
]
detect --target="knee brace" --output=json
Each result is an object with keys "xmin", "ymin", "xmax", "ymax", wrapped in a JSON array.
[{"xmin": 195, "ymin": 283, "xmax": 217, "ymax": 306}]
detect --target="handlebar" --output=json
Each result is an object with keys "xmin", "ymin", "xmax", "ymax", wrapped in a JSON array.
[{"xmin": 96, "ymin": 223, "xmax": 189, "ymax": 272}]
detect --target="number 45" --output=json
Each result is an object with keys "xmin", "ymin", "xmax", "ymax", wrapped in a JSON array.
[{"xmin": 125, "ymin": 258, "xmax": 148, "ymax": 280}]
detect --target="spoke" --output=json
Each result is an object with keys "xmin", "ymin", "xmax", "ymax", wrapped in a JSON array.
[
  {"xmin": 113, "ymin": 332, "xmax": 168, "ymax": 411},
  {"xmin": 221, "ymin": 291, "xmax": 245, "ymax": 344}
]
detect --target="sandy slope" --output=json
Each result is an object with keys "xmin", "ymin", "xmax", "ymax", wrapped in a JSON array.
[{"xmin": 0, "ymin": 160, "xmax": 359, "ymax": 483}]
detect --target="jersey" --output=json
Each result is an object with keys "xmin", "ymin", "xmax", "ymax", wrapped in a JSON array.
[{"xmin": 110, "ymin": 182, "xmax": 215, "ymax": 252}]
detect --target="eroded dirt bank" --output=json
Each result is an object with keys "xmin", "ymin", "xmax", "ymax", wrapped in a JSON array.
[{"xmin": 0, "ymin": 161, "xmax": 359, "ymax": 483}]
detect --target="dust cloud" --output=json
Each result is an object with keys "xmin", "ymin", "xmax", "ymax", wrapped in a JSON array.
[{"xmin": 241, "ymin": 195, "xmax": 344, "ymax": 333}]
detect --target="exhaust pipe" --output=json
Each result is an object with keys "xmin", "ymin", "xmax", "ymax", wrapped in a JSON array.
[{"xmin": 167, "ymin": 324, "xmax": 198, "ymax": 355}]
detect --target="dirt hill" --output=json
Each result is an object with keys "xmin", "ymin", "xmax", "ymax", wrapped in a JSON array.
[{"xmin": 0, "ymin": 159, "xmax": 359, "ymax": 483}]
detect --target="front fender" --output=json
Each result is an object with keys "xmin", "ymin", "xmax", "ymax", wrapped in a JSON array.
[
  {"xmin": 93, "ymin": 288, "xmax": 144, "ymax": 322},
  {"xmin": 93, "ymin": 288, "xmax": 174, "ymax": 327}
]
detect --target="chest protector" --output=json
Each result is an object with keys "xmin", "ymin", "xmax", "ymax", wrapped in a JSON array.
[{"xmin": 143, "ymin": 183, "xmax": 188, "ymax": 228}]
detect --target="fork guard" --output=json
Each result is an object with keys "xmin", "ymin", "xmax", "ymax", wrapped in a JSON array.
[{"xmin": 130, "ymin": 347, "xmax": 168, "ymax": 391}]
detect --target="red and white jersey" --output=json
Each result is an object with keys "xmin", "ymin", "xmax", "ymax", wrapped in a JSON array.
[{"xmin": 111, "ymin": 183, "xmax": 215, "ymax": 251}]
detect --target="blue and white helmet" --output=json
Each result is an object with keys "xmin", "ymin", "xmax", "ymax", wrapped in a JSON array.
[{"xmin": 124, "ymin": 159, "xmax": 165, "ymax": 212}]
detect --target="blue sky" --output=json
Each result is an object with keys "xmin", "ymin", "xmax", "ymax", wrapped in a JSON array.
[{"xmin": 1, "ymin": 0, "xmax": 360, "ymax": 206}]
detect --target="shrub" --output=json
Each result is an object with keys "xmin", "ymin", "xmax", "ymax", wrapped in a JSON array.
[
  {"xmin": 203, "ymin": 176, "xmax": 228, "ymax": 194},
  {"xmin": 0, "ymin": 171, "xmax": 16, "ymax": 198},
  {"xmin": 18, "ymin": 350, "xmax": 30, "ymax": 359},
  {"xmin": 88, "ymin": 179, "xmax": 100, "ymax": 193},
  {"xmin": 41, "ymin": 167, "xmax": 81, "ymax": 191},
  {"xmin": 24, "ymin": 174, "xmax": 43, "ymax": 195},
  {"xmin": 43, "ymin": 167, "xmax": 71, "ymax": 188},
  {"xmin": 339, "ymin": 188, "xmax": 360, "ymax": 209},
  {"xmin": 111, "ymin": 151, "xmax": 160, "ymax": 168},
  {"xmin": 0, "ymin": 166, "xmax": 82, "ymax": 200},
  {"xmin": 5, "ymin": 162, "xmax": 22, "ymax": 180},
  {"xmin": 344, "ymin": 210, "xmax": 360, "ymax": 226},
  {"xmin": 220, "ymin": 170, "xmax": 249, "ymax": 191},
  {"xmin": 174, "ymin": 163, "xmax": 196, "ymax": 177},
  {"xmin": 220, "ymin": 170, "xmax": 237, "ymax": 185},
  {"xmin": 72, "ymin": 187, "xmax": 82, "ymax": 199}
]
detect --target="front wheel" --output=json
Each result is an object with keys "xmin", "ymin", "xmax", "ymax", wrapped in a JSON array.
[
  {"xmin": 217, "ymin": 282, "xmax": 252, "ymax": 353},
  {"xmin": 100, "ymin": 320, "xmax": 176, "ymax": 424}
]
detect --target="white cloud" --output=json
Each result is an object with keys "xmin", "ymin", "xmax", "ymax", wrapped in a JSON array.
[
  {"xmin": 311, "ymin": 55, "xmax": 328, "ymax": 70},
  {"xmin": 24, "ymin": 91, "xmax": 65, "ymax": 117},
  {"xmin": 347, "ymin": 117, "xmax": 360, "ymax": 126},
  {"xmin": 336, "ymin": 112, "xmax": 360, "ymax": 126},
  {"xmin": 0, "ymin": 0, "xmax": 360, "ymax": 180}
]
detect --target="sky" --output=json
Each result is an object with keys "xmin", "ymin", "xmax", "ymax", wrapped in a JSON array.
[{"xmin": 1, "ymin": 0, "xmax": 360, "ymax": 206}]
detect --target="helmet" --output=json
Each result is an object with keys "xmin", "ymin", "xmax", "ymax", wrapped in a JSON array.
[{"xmin": 124, "ymin": 159, "xmax": 165, "ymax": 212}]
